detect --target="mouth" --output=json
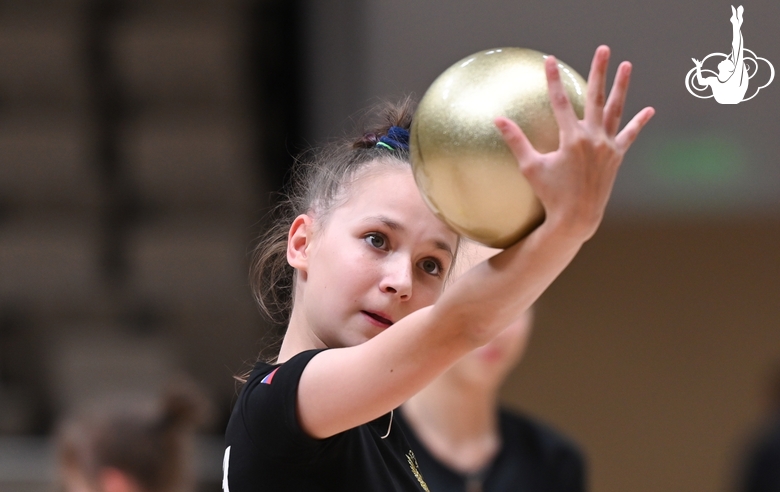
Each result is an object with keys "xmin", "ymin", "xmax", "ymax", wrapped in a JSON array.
[{"xmin": 361, "ymin": 311, "xmax": 394, "ymax": 328}]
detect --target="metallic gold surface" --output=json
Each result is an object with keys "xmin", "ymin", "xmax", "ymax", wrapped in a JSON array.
[{"xmin": 411, "ymin": 48, "xmax": 586, "ymax": 248}]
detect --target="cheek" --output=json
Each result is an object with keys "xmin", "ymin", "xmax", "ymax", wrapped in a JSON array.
[
  {"xmin": 317, "ymin": 235, "xmax": 362, "ymax": 275},
  {"xmin": 413, "ymin": 277, "xmax": 445, "ymax": 307},
  {"xmin": 333, "ymin": 243, "xmax": 382, "ymax": 292}
]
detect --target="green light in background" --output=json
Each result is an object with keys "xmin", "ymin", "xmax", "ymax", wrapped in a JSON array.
[{"xmin": 649, "ymin": 135, "xmax": 745, "ymax": 185}]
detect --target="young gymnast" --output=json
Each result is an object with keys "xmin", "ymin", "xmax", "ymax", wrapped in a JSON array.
[
  {"xmin": 224, "ymin": 45, "xmax": 654, "ymax": 491},
  {"xmin": 397, "ymin": 241, "xmax": 585, "ymax": 492}
]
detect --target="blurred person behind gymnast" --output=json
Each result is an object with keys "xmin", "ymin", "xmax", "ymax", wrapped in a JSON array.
[
  {"xmin": 397, "ymin": 240, "xmax": 586, "ymax": 492},
  {"xmin": 57, "ymin": 379, "xmax": 210, "ymax": 492},
  {"xmin": 739, "ymin": 364, "xmax": 780, "ymax": 492}
]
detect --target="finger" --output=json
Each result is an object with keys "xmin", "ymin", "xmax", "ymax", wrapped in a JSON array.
[
  {"xmin": 544, "ymin": 56, "xmax": 579, "ymax": 138},
  {"xmin": 584, "ymin": 45, "xmax": 610, "ymax": 127},
  {"xmin": 604, "ymin": 61, "xmax": 632, "ymax": 136},
  {"xmin": 615, "ymin": 107, "xmax": 655, "ymax": 153},
  {"xmin": 495, "ymin": 116, "xmax": 537, "ymax": 165}
]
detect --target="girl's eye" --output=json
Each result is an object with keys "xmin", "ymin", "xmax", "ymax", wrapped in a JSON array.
[
  {"xmin": 365, "ymin": 233, "xmax": 387, "ymax": 250},
  {"xmin": 420, "ymin": 258, "xmax": 441, "ymax": 276}
]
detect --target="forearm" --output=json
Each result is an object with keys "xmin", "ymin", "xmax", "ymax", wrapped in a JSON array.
[{"xmin": 433, "ymin": 219, "xmax": 584, "ymax": 347}]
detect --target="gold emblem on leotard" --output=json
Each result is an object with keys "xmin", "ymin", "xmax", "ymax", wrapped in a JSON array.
[{"xmin": 406, "ymin": 450, "xmax": 430, "ymax": 492}]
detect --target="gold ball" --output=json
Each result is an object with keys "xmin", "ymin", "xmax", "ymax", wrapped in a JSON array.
[{"xmin": 410, "ymin": 47, "xmax": 587, "ymax": 248}]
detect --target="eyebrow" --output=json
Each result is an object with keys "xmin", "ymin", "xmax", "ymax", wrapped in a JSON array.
[{"xmin": 361, "ymin": 215, "xmax": 454, "ymax": 258}]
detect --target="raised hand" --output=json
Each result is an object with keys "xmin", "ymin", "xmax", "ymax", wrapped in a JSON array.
[{"xmin": 495, "ymin": 45, "xmax": 654, "ymax": 241}]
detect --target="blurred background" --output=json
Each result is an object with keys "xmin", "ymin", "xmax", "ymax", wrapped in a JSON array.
[{"xmin": 0, "ymin": 0, "xmax": 778, "ymax": 491}]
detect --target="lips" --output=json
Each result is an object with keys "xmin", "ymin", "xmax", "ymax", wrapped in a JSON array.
[{"xmin": 362, "ymin": 311, "xmax": 394, "ymax": 327}]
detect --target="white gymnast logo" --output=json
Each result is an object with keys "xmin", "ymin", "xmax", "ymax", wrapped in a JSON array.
[{"xmin": 685, "ymin": 5, "xmax": 774, "ymax": 104}]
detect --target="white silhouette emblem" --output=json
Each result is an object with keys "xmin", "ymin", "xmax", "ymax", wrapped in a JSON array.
[{"xmin": 685, "ymin": 5, "xmax": 774, "ymax": 104}]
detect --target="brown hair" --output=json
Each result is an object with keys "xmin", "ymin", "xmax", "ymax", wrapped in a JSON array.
[
  {"xmin": 249, "ymin": 98, "xmax": 417, "ymax": 328},
  {"xmin": 58, "ymin": 381, "xmax": 209, "ymax": 492}
]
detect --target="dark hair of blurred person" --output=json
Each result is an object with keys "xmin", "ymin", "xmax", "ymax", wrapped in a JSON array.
[
  {"xmin": 57, "ymin": 380, "xmax": 209, "ymax": 492},
  {"xmin": 396, "ymin": 241, "xmax": 586, "ymax": 492}
]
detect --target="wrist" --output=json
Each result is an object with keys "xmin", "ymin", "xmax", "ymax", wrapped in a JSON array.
[
  {"xmin": 529, "ymin": 216, "xmax": 596, "ymax": 250},
  {"xmin": 534, "ymin": 211, "xmax": 600, "ymax": 246}
]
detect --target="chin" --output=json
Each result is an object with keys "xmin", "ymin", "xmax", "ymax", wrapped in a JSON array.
[{"xmin": 344, "ymin": 330, "xmax": 379, "ymax": 348}]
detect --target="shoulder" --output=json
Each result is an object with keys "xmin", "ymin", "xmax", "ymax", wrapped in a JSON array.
[
  {"xmin": 746, "ymin": 417, "xmax": 780, "ymax": 461},
  {"xmin": 498, "ymin": 408, "xmax": 587, "ymax": 491},
  {"xmin": 244, "ymin": 349, "xmax": 327, "ymax": 392},
  {"xmin": 227, "ymin": 349, "xmax": 328, "ymax": 453},
  {"xmin": 499, "ymin": 408, "xmax": 585, "ymax": 466},
  {"xmin": 237, "ymin": 349, "xmax": 329, "ymax": 415}
]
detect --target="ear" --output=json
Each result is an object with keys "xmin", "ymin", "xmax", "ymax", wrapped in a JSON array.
[{"xmin": 287, "ymin": 214, "xmax": 315, "ymax": 273}]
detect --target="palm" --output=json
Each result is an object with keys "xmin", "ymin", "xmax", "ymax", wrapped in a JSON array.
[{"xmin": 496, "ymin": 46, "xmax": 655, "ymax": 239}]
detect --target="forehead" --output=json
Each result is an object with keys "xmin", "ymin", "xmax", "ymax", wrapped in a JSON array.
[{"xmin": 331, "ymin": 164, "xmax": 457, "ymax": 245}]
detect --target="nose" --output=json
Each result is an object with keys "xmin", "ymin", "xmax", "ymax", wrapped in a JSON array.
[{"xmin": 379, "ymin": 254, "xmax": 413, "ymax": 300}]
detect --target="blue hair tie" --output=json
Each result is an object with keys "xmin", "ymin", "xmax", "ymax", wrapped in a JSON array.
[{"xmin": 376, "ymin": 126, "xmax": 410, "ymax": 151}]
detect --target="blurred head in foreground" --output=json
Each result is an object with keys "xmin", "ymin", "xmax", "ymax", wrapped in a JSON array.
[{"xmin": 57, "ymin": 381, "xmax": 209, "ymax": 492}]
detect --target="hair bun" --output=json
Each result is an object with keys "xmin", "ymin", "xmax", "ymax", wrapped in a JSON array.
[
  {"xmin": 355, "ymin": 132, "xmax": 379, "ymax": 148},
  {"xmin": 351, "ymin": 97, "xmax": 415, "ymax": 149}
]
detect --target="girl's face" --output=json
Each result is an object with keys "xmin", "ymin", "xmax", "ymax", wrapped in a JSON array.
[{"xmin": 288, "ymin": 163, "xmax": 458, "ymax": 349}]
